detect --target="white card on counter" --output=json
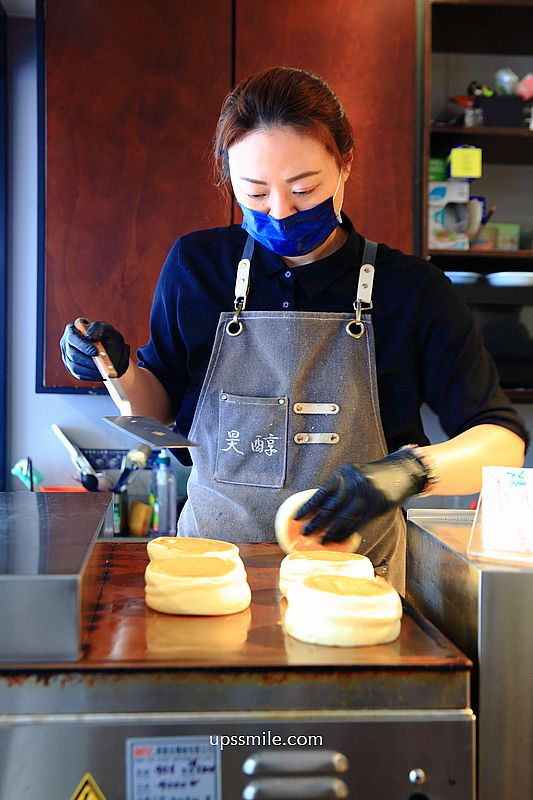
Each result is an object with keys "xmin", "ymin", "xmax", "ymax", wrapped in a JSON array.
[
  {"xmin": 126, "ymin": 736, "xmax": 221, "ymax": 800},
  {"xmin": 467, "ymin": 466, "xmax": 533, "ymax": 565}
]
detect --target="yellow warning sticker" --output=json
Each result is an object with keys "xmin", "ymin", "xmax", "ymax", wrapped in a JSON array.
[{"xmin": 69, "ymin": 772, "xmax": 107, "ymax": 800}]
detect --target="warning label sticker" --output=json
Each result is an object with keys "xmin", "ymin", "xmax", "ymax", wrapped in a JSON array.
[
  {"xmin": 126, "ymin": 735, "xmax": 221, "ymax": 800},
  {"xmin": 69, "ymin": 772, "xmax": 108, "ymax": 800}
]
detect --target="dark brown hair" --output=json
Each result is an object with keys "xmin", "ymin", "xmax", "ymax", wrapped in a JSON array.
[{"xmin": 213, "ymin": 66, "xmax": 354, "ymax": 186}]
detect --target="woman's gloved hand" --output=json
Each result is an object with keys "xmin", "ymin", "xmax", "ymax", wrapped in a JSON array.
[
  {"xmin": 294, "ymin": 449, "xmax": 430, "ymax": 544},
  {"xmin": 60, "ymin": 321, "xmax": 130, "ymax": 381}
]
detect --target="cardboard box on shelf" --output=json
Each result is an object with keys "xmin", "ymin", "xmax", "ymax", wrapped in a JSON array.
[
  {"xmin": 428, "ymin": 180, "xmax": 470, "ymax": 250},
  {"xmin": 429, "ymin": 157, "xmax": 447, "ymax": 181},
  {"xmin": 471, "ymin": 223, "xmax": 521, "ymax": 251}
]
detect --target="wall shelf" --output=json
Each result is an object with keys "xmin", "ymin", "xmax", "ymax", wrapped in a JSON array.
[
  {"xmin": 450, "ymin": 283, "xmax": 533, "ymax": 305},
  {"xmin": 432, "ymin": 2, "xmax": 533, "ymax": 54},
  {"xmin": 430, "ymin": 249, "xmax": 533, "ymax": 271},
  {"xmin": 432, "ymin": 126, "xmax": 533, "ymax": 137},
  {"xmin": 430, "ymin": 249, "xmax": 533, "ymax": 258},
  {"xmin": 430, "ymin": 127, "xmax": 533, "ymax": 164}
]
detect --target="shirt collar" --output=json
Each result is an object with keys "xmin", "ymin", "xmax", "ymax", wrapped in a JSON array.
[{"xmin": 248, "ymin": 215, "xmax": 364, "ymax": 298}]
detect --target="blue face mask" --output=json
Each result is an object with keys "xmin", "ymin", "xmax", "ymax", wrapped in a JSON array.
[{"xmin": 239, "ymin": 171, "xmax": 344, "ymax": 257}]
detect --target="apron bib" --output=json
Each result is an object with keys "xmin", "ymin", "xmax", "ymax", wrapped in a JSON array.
[{"xmin": 179, "ymin": 238, "xmax": 406, "ymax": 592}]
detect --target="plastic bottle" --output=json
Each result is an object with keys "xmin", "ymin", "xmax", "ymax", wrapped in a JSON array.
[{"xmin": 151, "ymin": 449, "xmax": 177, "ymax": 536}]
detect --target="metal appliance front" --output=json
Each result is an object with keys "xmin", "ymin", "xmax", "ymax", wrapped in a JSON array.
[
  {"xmin": 0, "ymin": 710, "xmax": 474, "ymax": 799},
  {"xmin": 0, "ymin": 529, "xmax": 475, "ymax": 800},
  {"xmin": 406, "ymin": 509, "xmax": 533, "ymax": 800}
]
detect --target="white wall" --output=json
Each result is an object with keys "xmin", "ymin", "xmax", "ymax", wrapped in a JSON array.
[{"xmin": 6, "ymin": 15, "xmax": 533, "ymax": 495}]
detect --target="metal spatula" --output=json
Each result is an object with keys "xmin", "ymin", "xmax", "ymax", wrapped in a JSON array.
[{"xmin": 104, "ymin": 416, "xmax": 195, "ymax": 449}]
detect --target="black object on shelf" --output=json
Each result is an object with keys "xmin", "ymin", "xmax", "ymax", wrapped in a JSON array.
[{"xmin": 474, "ymin": 96, "xmax": 523, "ymax": 128}]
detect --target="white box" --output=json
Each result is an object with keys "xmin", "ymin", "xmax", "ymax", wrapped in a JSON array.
[
  {"xmin": 428, "ymin": 181, "xmax": 470, "ymax": 250},
  {"xmin": 428, "ymin": 181, "xmax": 470, "ymax": 205}
]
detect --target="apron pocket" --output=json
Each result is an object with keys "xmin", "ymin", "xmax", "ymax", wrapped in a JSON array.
[{"xmin": 215, "ymin": 391, "xmax": 288, "ymax": 488}]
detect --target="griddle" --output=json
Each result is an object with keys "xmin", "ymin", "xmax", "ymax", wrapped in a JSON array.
[
  {"xmin": 0, "ymin": 497, "xmax": 475, "ymax": 799},
  {"xmin": 1, "ymin": 540, "xmax": 471, "ymax": 714}
]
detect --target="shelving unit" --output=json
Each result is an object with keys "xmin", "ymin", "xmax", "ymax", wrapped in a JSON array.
[
  {"xmin": 421, "ymin": 0, "xmax": 533, "ymax": 398},
  {"xmin": 430, "ymin": 126, "xmax": 533, "ymax": 166},
  {"xmin": 422, "ymin": 0, "xmax": 533, "ymax": 263},
  {"xmin": 429, "ymin": 249, "xmax": 533, "ymax": 270}
]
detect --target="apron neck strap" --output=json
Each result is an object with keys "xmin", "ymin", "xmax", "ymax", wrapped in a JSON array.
[
  {"xmin": 232, "ymin": 235, "xmax": 377, "ymax": 324},
  {"xmin": 346, "ymin": 238, "xmax": 377, "ymax": 340},
  {"xmin": 361, "ymin": 238, "xmax": 378, "ymax": 269},
  {"xmin": 241, "ymin": 235, "xmax": 255, "ymax": 263},
  {"xmin": 355, "ymin": 238, "xmax": 377, "ymax": 307},
  {"xmin": 232, "ymin": 236, "xmax": 254, "ymax": 311},
  {"xmin": 227, "ymin": 236, "xmax": 254, "ymax": 335}
]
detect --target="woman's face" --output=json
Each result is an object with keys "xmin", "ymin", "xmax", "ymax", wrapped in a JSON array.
[{"xmin": 228, "ymin": 126, "xmax": 351, "ymax": 221}]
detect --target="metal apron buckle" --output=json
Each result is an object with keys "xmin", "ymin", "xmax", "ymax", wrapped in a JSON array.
[
  {"xmin": 226, "ymin": 256, "xmax": 251, "ymax": 337},
  {"xmin": 346, "ymin": 260, "xmax": 375, "ymax": 339}
]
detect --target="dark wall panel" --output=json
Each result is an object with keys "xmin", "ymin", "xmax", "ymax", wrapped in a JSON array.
[
  {"xmin": 42, "ymin": 1, "xmax": 417, "ymax": 390},
  {"xmin": 43, "ymin": 0, "xmax": 232, "ymax": 388},
  {"xmin": 234, "ymin": 0, "xmax": 417, "ymax": 253}
]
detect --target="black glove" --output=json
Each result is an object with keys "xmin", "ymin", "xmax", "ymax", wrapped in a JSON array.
[
  {"xmin": 60, "ymin": 321, "xmax": 130, "ymax": 382},
  {"xmin": 294, "ymin": 450, "xmax": 429, "ymax": 544}
]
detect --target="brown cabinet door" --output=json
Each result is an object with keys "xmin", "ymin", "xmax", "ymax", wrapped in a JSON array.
[
  {"xmin": 43, "ymin": 0, "xmax": 232, "ymax": 388},
  {"xmin": 234, "ymin": 0, "xmax": 416, "ymax": 253}
]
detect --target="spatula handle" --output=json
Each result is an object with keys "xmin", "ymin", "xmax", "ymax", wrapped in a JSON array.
[{"xmin": 74, "ymin": 316, "xmax": 118, "ymax": 379}]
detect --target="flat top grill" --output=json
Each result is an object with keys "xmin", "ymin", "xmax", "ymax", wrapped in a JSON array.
[
  {"xmin": 0, "ymin": 534, "xmax": 472, "ymax": 713},
  {"xmin": 79, "ymin": 542, "xmax": 470, "ymax": 671}
]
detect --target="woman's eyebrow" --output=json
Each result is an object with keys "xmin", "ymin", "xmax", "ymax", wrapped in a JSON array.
[
  {"xmin": 237, "ymin": 176, "xmax": 268, "ymax": 185},
  {"xmin": 237, "ymin": 170, "xmax": 322, "ymax": 185},
  {"xmin": 287, "ymin": 170, "xmax": 322, "ymax": 182}
]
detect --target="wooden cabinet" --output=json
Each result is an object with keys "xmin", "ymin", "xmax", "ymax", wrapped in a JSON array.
[
  {"xmin": 235, "ymin": 0, "xmax": 417, "ymax": 252},
  {"xmin": 40, "ymin": 0, "xmax": 418, "ymax": 390},
  {"xmin": 40, "ymin": 0, "xmax": 233, "ymax": 389}
]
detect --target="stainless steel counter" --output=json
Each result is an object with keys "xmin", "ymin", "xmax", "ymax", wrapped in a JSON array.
[
  {"xmin": 0, "ymin": 497, "xmax": 475, "ymax": 800},
  {"xmin": 0, "ymin": 491, "xmax": 110, "ymax": 660},
  {"xmin": 407, "ymin": 509, "xmax": 533, "ymax": 800}
]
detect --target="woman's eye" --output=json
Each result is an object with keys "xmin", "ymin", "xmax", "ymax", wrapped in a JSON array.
[
  {"xmin": 246, "ymin": 193, "xmax": 267, "ymax": 200},
  {"xmin": 293, "ymin": 188, "xmax": 315, "ymax": 196}
]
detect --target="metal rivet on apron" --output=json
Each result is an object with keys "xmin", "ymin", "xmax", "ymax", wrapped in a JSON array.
[
  {"xmin": 294, "ymin": 433, "xmax": 340, "ymax": 444},
  {"xmin": 293, "ymin": 402, "xmax": 339, "ymax": 415},
  {"xmin": 278, "ymin": 398, "xmax": 285, "ymax": 404},
  {"xmin": 221, "ymin": 394, "xmax": 227, "ymax": 400}
]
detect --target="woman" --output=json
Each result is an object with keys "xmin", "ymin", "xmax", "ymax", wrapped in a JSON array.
[{"xmin": 61, "ymin": 67, "xmax": 527, "ymax": 591}]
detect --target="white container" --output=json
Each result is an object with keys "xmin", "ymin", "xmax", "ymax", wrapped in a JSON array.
[{"xmin": 428, "ymin": 180, "xmax": 470, "ymax": 250}]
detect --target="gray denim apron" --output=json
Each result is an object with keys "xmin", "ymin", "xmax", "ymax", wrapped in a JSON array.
[{"xmin": 179, "ymin": 237, "xmax": 406, "ymax": 592}]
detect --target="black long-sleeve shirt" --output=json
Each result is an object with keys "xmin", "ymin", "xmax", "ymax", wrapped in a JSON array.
[{"xmin": 137, "ymin": 217, "xmax": 529, "ymax": 464}]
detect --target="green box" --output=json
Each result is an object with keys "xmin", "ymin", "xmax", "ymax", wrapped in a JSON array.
[{"xmin": 429, "ymin": 157, "xmax": 447, "ymax": 181}]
